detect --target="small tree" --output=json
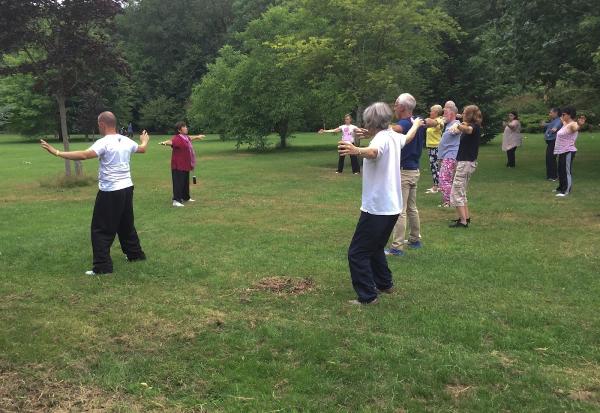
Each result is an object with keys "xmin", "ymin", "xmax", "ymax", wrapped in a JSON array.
[{"xmin": 0, "ymin": 0, "xmax": 127, "ymax": 176}]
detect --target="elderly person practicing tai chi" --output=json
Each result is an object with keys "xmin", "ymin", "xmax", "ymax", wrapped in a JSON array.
[
  {"xmin": 338, "ymin": 102, "xmax": 423, "ymax": 305},
  {"xmin": 159, "ymin": 121, "xmax": 205, "ymax": 207},
  {"xmin": 40, "ymin": 111, "xmax": 150, "ymax": 275},
  {"xmin": 501, "ymin": 111, "xmax": 522, "ymax": 168}
]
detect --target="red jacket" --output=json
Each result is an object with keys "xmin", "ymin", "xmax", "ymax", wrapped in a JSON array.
[{"xmin": 170, "ymin": 134, "xmax": 195, "ymax": 171}]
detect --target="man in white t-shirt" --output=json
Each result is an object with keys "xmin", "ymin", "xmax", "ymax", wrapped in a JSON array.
[
  {"xmin": 338, "ymin": 103, "xmax": 422, "ymax": 305},
  {"xmin": 40, "ymin": 111, "xmax": 150, "ymax": 275}
]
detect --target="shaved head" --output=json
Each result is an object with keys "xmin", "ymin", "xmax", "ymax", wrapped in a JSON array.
[{"xmin": 98, "ymin": 111, "xmax": 117, "ymax": 128}]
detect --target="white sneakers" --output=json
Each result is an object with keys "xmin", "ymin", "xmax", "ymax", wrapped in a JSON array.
[
  {"xmin": 188, "ymin": 198, "xmax": 196, "ymax": 202},
  {"xmin": 555, "ymin": 193, "xmax": 568, "ymax": 197},
  {"xmin": 172, "ymin": 200, "xmax": 185, "ymax": 207},
  {"xmin": 85, "ymin": 270, "xmax": 96, "ymax": 276}
]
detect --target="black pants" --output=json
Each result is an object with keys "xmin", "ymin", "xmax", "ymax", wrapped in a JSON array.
[
  {"xmin": 348, "ymin": 212, "xmax": 399, "ymax": 303},
  {"xmin": 545, "ymin": 140, "xmax": 558, "ymax": 179},
  {"xmin": 557, "ymin": 151, "xmax": 576, "ymax": 194},
  {"xmin": 506, "ymin": 147, "xmax": 517, "ymax": 167},
  {"xmin": 338, "ymin": 155, "xmax": 360, "ymax": 173},
  {"xmin": 172, "ymin": 169, "xmax": 190, "ymax": 202},
  {"xmin": 91, "ymin": 186, "xmax": 145, "ymax": 273}
]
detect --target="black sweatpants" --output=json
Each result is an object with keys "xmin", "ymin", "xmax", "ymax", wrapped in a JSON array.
[
  {"xmin": 557, "ymin": 151, "xmax": 576, "ymax": 194},
  {"xmin": 337, "ymin": 155, "xmax": 360, "ymax": 173},
  {"xmin": 545, "ymin": 140, "xmax": 558, "ymax": 179},
  {"xmin": 172, "ymin": 169, "xmax": 190, "ymax": 202},
  {"xmin": 91, "ymin": 186, "xmax": 145, "ymax": 273},
  {"xmin": 348, "ymin": 212, "xmax": 399, "ymax": 303},
  {"xmin": 506, "ymin": 147, "xmax": 517, "ymax": 167}
]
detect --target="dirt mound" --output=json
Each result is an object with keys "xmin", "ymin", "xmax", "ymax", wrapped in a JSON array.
[{"xmin": 251, "ymin": 276, "xmax": 315, "ymax": 295}]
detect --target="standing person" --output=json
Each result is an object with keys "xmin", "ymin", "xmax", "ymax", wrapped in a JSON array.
[
  {"xmin": 127, "ymin": 122, "xmax": 134, "ymax": 138},
  {"xmin": 423, "ymin": 104, "xmax": 444, "ymax": 194},
  {"xmin": 386, "ymin": 93, "xmax": 426, "ymax": 256},
  {"xmin": 449, "ymin": 105, "xmax": 482, "ymax": 228},
  {"xmin": 319, "ymin": 114, "xmax": 360, "ymax": 174},
  {"xmin": 437, "ymin": 102, "xmax": 462, "ymax": 207},
  {"xmin": 159, "ymin": 121, "xmax": 205, "ymax": 207},
  {"xmin": 541, "ymin": 108, "xmax": 562, "ymax": 180},
  {"xmin": 40, "ymin": 111, "xmax": 149, "ymax": 275},
  {"xmin": 554, "ymin": 107, "xmax": 586, "ymax": 197},
  {"xmin": 502, "ymin": 111, "xmax": 522, "ymax": 168},
  {"xmin": 338, "ymin": 102, "xmax": 423, "ymax": 305}
]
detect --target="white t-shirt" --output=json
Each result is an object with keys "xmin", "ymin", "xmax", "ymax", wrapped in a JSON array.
[
  {"xmin": 89, "ymin": 134, "xmax": 139, "ymax": 192},
  {"xmin": 340, "ymin": 124, "xmax": 358, "ymax": 143},
  {"xmin": 360, "ymin": 128, "xmax": 407, "ymax": 215}
]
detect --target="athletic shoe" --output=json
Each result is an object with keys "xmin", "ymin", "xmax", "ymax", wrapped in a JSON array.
[
  {"xmin": 555, "ymin": 193, "xmax": 568, "ymax": 197},
  {"xmin": 335, "ymin": 171, "xmax": 342, "ymax": 174},
  {"xmin": 377, "ymin": 287, "xmax": 395, "ymax": 295},
  {"xmin": 85, "ymin": 270, "xmax": 96, "ymax": 276},
  {"xmin": 353, "ymin": 172, "xmax": 360, "ymax": 175},
  {"xmin": 438, "ymin": 203, "xmax": 450, "ymax": 208},
  {"xmin": 449, "ymin": 221, "xmax": 468, "ymax": 228},
  {"xmin": 451, "ymin": 218, "xmax": 471, "ymax": 224},
  {"xmin": 186, "ymin": 198, "xmax": 196, "ymax": 202},
  {"xmin": 384, "ymin": 248, "xmax": 405, "ymax": 257},
  {"xmin": 348, "ymin": 298, "xmax": 379, "ymax": 306},
  {"xmin": 425, "ymin": 187, "xmax": 439, "ymax": 194},
  {"xmin": 172, "ymin": 200, "xmax": 185, "ymax": 207},
  {"xmin": 407, "ymin": 241, "xmax": 422, "ymax": 249}
]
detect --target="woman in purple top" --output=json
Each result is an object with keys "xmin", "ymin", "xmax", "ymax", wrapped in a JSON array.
[
  {"xmin": 554, "ymin": 106, "xmax": 586, "ymax": 197},
  {"xmin": 319, "ymin": 114, "xmax": 361, "ymax": 174}
]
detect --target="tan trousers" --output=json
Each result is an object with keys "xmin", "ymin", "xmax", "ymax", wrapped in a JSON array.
[{"xmin": 391, "ymin": 169, "xmax": 421, "ymax": 250}]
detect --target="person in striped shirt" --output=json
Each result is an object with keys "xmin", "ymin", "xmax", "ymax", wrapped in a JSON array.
[{"xmin": 554, "ymin": 106, "xmax": 586, "ymax": 197}]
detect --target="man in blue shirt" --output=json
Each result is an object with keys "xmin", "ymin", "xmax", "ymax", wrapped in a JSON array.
[
  {"xmin": 386, "ymin": 93, "xmax": 426, "ymax": 257},
  {"xmin": 542, "ymin": 108, "xmax": 562, "ymax": 180}
]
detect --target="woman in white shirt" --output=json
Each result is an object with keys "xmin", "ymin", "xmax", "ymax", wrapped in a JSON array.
[
  {"xmin": 319, "ymin": 114, "xmax": 361, "ymax": 174},
  {"xmin": 338, "ymin": 102, "xmax": 422, "ymax": 305}
]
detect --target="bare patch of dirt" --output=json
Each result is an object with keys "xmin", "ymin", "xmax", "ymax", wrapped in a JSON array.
[
  {"xmin": 445, "ymin": 384, "xmax": 474, "ymax": 400},
  {"xmin": 0, "ymin": 364, "xmax": 147, "ymax": 412},
  {"xmin": 250, "ymin": 276, "xmax": 315, "ymax": 295}
]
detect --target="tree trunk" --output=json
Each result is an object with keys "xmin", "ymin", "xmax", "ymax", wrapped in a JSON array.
[
  {"xmin": 56, "ymin": 94, "xmax": 72, "ymax": 177},
  {"xmin": 277, "ymin": 120, "xmax": 288, "ymax": 148},
  {"xmin": 356, "ymin": 105, "xmax": 364, "ymax": 126}
]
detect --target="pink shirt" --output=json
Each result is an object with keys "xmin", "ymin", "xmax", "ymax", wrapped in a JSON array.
[
  {"xmin": 340, "ymin": 125, "xmax": 358, "ymax": 143},
  {"xmin": 554, "ymin": 124, "xmax": 578, "ymax": 154}
]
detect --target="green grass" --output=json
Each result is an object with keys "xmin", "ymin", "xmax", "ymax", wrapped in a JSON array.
[{"xmin": 1, "ymin": 132, "xmax": 599, "ymax": 412}]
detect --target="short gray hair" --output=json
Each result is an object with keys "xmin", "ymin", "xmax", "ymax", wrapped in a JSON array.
[
  {"xmin": 444, "ymin": 101, "xmax": 458, "ymax": 114},
  {"xmin": 395, "ymin": 93, "xmax": 416, "ymax": 111},
  {"xmin": 363, "ymin": 102, "xmax": 393, "ymax": 130}
]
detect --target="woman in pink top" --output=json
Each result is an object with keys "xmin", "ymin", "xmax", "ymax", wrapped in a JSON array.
[
  {"xmin": 319, "ymin": 114, "xmax": 361, "ymax": 174},
  {"xmin": 554, "ymin": 106, "xmax": 586, "ymax": 197}
]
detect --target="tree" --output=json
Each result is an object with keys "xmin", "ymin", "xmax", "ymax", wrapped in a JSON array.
[
  {"xmin": 139, "ymin": 95, "xmax": 184, "ymax": 133},
  {"xmin": 0, "ymin": 0, "xmax": 127, "ymax": 176}
]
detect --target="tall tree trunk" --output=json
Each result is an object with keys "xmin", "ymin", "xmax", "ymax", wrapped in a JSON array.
[
  {"xmin": 277, "ymin": 120, "xmax": 288, "ymax": 148},
  {"xmin": 56, "ymin": 94, "xmax": 72, "ymax": 177}
]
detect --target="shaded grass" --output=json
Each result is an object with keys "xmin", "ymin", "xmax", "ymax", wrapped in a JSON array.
[{"xmin": 1, "ymin": 132, "xmax": 599, "ymax": 411}]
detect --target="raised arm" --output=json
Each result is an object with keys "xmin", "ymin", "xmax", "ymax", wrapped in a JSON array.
[
  {"xmin": 318, "ymin": 127, "xmax": 341, "ymax": 134},
  {"xmin": 403, "ymin": 118, "xmax": 424, "ymax": 144},
  {"xmin": 190, "ymin": 134, "xmax": 205, "ymax": 141},
  {"xmin": 136, "ymin": 130, "xmax": 150, "ymax": 153},
  {"xmin": 456, "ymin": 122, "xmax": 473, "ymax": 135},
  {"xmin": 40, "ymin": 140, "xmax": 97, "ymax": 160}
]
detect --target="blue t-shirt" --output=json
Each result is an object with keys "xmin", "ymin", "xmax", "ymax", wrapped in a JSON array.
[
  {"xmin": 544, "ymin": 117, "xmax": 562, "ymax": 141},
  {"xmin": 398, "ymin": 117, "xmax": 425, "ymax": 169},
  {"xmin": 438, "ymin": 120, "xmax": 461, "ymax": 160}
]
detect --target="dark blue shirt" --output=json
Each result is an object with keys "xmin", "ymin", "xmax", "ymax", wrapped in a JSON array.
[{"xmin": 398, "ymin": 117, "xmax": 426, "ymax": 169}]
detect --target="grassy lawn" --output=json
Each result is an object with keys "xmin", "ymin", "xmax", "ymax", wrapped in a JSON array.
[{"xmin": 1, "ymin": 131, "xmax": 599, "ymax": 412}]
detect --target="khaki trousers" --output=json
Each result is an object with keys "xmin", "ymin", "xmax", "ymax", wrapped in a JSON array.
[{"xmin": 391, "ymin": 169, "xmax": 421, "ymax": 250}]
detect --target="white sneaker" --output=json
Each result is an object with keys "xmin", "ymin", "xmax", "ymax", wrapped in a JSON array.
[
  {"xmin": 172, "ymin": 200, "xmax": 185, "ymax": 207},
  {"xmin": 555, "ymin": 193, "xmax": 568, "ymax": 197},
  {"xmin": 187, "ymin": 198, "xmax": 196, "ymax": 202},
  {"xmin": 85, "ymin": 270, "xmax": 96, "ymax": 276}
]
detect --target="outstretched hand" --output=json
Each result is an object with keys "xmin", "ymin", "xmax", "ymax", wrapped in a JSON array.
[
  {"xmin": 140, "ymin": 130, "xmax": 150, "ymax": 145},
  {"xmin": 577, "ymin": 115, "xmax": 586, "ymax": 127},
  {"xmin": 318, "ymin": 129, "xmax": 325, "ymax": 134},
  {"xmin": 338, "ymin": 140, "xmax": 358, "ymax": 156},
  {"xmin": 353, "ymin": 127, "xmax": 371, "ymax": 139},
  {"xmin": 40, "ymin": 139, "xmax": 59, "ymax": 156},
  {"xmin": 411, "ymin": 117, "xmax": 424, "ymax": 128}
]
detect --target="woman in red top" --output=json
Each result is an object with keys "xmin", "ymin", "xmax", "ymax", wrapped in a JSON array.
[{"xmin": 159, "ymin": 121, "xmax": 204, "ymax": 207}]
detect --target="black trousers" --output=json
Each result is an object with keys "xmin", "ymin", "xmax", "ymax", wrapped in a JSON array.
[
  {"xmin": 338, "ymin": 155, "xmax": 360, "ymax": 173},
  {"xmin": 172, "ymin": 169, "xmax": 190, "ymax": 202},
  {"xmin": 557, "ymin": 151, "xmax": 576, "ymax": 194},
  {"xmin": 91, "ymin": 186, "xmax": 145, "ymax": 273},
  {"xmin": 348, "ymin": 212, "xmax": 399, "ymax": 303},
  {"xmin": 506, "ymin": 147, "xmax": 517, "ymax": 167},
  {"xmin": 545, "ymin": 140, "xmax": 558, "ymax": 179}
]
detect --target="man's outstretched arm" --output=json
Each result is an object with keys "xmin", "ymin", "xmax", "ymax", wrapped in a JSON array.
[{"xmin": 40, "ymin": 140, "xmax": 97, "ymax": 160}]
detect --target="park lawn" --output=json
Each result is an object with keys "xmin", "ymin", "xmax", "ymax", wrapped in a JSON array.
[{"xmin": 0, "ymin": 132, "xmax": 599, "ymax": 412}]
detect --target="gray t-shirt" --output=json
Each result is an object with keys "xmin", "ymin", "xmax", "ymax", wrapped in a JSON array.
[
  {"xmin": 437, "ymin": 120, "xmax": 461, "ymax": 160},
  {"xmin": 89, "ymin": 134, "xmax": 138, "ymax": 192}
]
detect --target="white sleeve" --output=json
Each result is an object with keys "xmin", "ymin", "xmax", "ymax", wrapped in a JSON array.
[
  {"xmin": 130, "ymin": 139, "xmax": 139, "ymax": 154},
  {"xmin": 89, "ymin": 140, "xmax": 105, "ymax": 157},
  {"xmin": 369, "ymin": 134, "xmax": 388, "ymax": 159},
  {"xmin": 390, "ymin": 130, "xmax": 407, "ymax": 148}
]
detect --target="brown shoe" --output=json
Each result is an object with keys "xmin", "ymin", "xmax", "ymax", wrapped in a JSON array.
[
  {"xmin": 377, "ymin": 287, "xmax": 395, "ymax": 295},
  {"xmin": 348, "ymin": 298, "xmax": 379, "ymax": 305}
]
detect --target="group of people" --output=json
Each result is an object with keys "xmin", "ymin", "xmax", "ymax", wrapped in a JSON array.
[
  {"xmin": 335, "ymin": 93, "xmax": 481, "ymax": 304},
  {"xmin": 500, "ymin": 107, "xmax": 586, "ymax": 196}
]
